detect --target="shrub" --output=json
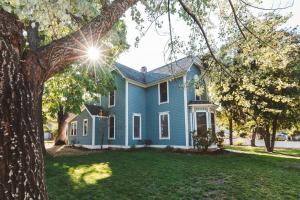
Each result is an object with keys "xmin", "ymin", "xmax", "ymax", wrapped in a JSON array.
[
  {"xmin": 236, "ymin": 141, "xmax": 244, "ymax": 146},
  {"xmin": 192, "ymin": 129, "xmax": 216, "ymax": 152},
  {"xmin": 144, "ymin": 139, "xmax": 152, "ymax": 147},
  {"xmin": 216, "ymin": 130, "xmax": 225, "ymax": 149},
  {"xmin": 165, "ymin": 145, "xmax": 174, "ymax": 151},
  {"xmin": 239, "ymin": 132, "xmax": 247, "ymax": 138}
]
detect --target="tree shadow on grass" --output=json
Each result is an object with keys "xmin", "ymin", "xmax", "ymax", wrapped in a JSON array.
[{"xmin": 45, "ymin": 149, "xmax": 300, "ymax": 200}]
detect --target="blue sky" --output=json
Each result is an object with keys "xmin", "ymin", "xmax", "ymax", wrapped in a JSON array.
[{"xmin": 117, "ymin": 0, "xmax": 299, "ymax": 71}]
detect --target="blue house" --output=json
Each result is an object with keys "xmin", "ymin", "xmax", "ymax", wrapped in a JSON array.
[{"xmin": 68, "ymin": 57, "xmax": 217, "ymax": 149}]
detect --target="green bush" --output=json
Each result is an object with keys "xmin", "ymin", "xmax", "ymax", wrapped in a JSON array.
[
  {"xmin": 216, "ymin": 130, "xmax": 225, "ymax": 149},
  {"xmin": 239, "ymin": 132, "xmax": 247, "ymax": 138},
  {"xmin": 192, "ymin": 129, "xmax": 216, "ymax": 152}
]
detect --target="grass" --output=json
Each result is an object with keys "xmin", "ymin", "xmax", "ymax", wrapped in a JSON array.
[
  {"xmin": 45, "ymin": 148, "xmax": 300, "ymax": 200},
  {"xmin": 225, "ymin": 145, "xmax": 300, "ymax": 157}
]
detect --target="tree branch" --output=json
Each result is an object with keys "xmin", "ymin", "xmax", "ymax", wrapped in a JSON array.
[
  {"xmin": 34, "ymin": 0, "xmax": 139, "ymax": 81},
  {"xmin": 228, "ymin": 0, "xmax": 246, "ymax": 39},
  {"xmin": 177, "ymin": 0, "xmax": 232, "ymax": 77},
  {"xmin": 239, "ymin": 0, "xmax": 294, "ymax": 11}
]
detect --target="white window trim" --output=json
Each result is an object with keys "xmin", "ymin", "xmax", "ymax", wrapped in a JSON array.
[
  {"xmin": 159, "ymin": 112, "xmax": 170, "ymax": 140},
  {"xmin": 108, "ymin": 115, "xmax": 116, "ymax": 140},
  {"xmin": 158, "ymin": 81, "xmax": 169, "ymax": 105},
  {"xmin": 132, "ymin": 113, "xmax": 142, "ymax": 140},
  {"xmin": 70, "ymin": 121, "xmax": 77, "ymax": 136},
  {"xmin": 82, "ymin": 119, "xmax": 88, "ymax": 136},
  {"xmin": 108, "ymin": 90, "xmax": 116, "ymax": 108}
]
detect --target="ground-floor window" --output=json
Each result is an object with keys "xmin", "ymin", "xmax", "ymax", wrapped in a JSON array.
[
  {"xmin": 159, "ymin": 112, "xmax": 170, "ymax": 139},
  {"xmin": 108, "ymin": 115, "xmax": 115, "ymax": 139},
  {"xmin": 70, "ymin": 121, "xmax": 77, "ymax": 136},
  {"xmin": 83, "ymin": 119, "xmax": 88, "ymax": 136},
  {"xmin": 196, "ymin": 112, "xmax": 207, "ymax": 135},
  {"xmin": 133, "ymin": 113, "xmax": 141, "ymax": 140}
]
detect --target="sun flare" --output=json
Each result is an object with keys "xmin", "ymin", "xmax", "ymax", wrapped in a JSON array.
[{"xmin": 86, "ymin": 46, "xmax": 101, "ymax": 62}]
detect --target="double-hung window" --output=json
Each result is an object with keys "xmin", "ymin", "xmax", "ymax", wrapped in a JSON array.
[
  {"xmin": 195, "ymin": 85, "xmax": 201, "ymax": 101},
  {"xmin": 158, "ymin": 82, "xmax": 168, "ymax": 104},
  {"xmin": 108, "ymin": 91, "xmax": 115, "ymax": 107},
  {"xmin": 70, "ymin": 121, "xmax": 77, "ymax": 136},
  {"xmin": 159, "ymin": 112, "xmax": 170, "ymax": 139},
  {"xmin": 108, "ymin": 115, "xmax": 115, "ymax": 139},
  {"xmin": 83, "ymin": 119, "xmax": 88, "ymax": 136},
  {"xmin": 133, "ymin": 114, "xmax": 141, "ymax": 140}
]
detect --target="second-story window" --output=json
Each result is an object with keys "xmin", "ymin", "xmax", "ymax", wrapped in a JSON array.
[
  {"xmin": 195, "ymin": 86, "xmax": 201, "ymax": 101},
  {"xmin": 159, "ymin": 81, "xmax": 168, "ymax": 104},
  {"xmin": 109, "ymin": 90, "xmax": 115, "ymax": 107}
]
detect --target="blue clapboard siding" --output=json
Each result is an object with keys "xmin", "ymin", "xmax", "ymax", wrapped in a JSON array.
[
  {"xmin": 68, "ymin": 109, "xmax": 93, "ymax": 145},
  {"xmin": 146, "ymin": 77, "xmax": 186, "ymax": 146},
  {"xmin": 127, "ymin": 83, "xmax": 146, "ymax": 146},
  {"xmin": 94, "ymin": 117, "xmax": 108, "ymax": 145},
  {"xmin": 100, "ymin": 72, "xmax": 126, "ymax": 145}
]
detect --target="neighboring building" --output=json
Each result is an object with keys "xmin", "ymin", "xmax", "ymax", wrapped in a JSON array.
[{"xmin": 67, "ymin": 57, "xmax": 217, "ymax": 149}]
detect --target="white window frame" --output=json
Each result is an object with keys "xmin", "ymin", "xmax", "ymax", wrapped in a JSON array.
[
  {"xmin": 158, "ymin": 81, "xmax": 169, "ymax": 105},
  {"xmin": 82, "ymin": 119, "xmax": 88, "ymax": 136},
  {"xmin": 70, "ymin": 121, "xmax": 77, "ymax": 136},
  {"xmin": 159, "ymin": 112, "xmax": 170, "ymax": 140},
  {"xmin": 108, "ymin": 90, "xmax": 116, "ymax": 108},
  {"xmin": 108, "ymin": 115, "xmax": 115, "ymax": 140},
  {"xmin": 132, "ymin": 113, "xmax": 142, "ymax": 140}
]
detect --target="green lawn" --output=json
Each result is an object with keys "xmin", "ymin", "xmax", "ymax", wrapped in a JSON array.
[
  {"xmin": 225, "ymin": 145, "xmax": 300, "ymax": 157},
  {"xmin": 46, "ymin": 149, "xmax": 300, "ymax": 200}
]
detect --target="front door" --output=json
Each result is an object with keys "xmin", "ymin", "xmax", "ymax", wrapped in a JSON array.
[{"xmin": 196, "ymin": 112, "xmax": 207, "ymax": 135}]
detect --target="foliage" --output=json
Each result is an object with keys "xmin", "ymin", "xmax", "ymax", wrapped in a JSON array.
[
  {"xmin": 192, "ymin": 129, "xmax": 216, "ymax": 151},
  {"xmin": 209, "ymin": 13, "xmax": 300, "ymax": 151},
  {"xmin": 216, "ymin": 130, "xmax": 225, "ymax": 148},
  {"xmin": 43, "ymin": 66, "xmax": 116, "ymax": 121},
  {"xmin": 46, "ymin": 150, "xmax": 300, "ymax": 199},
  {"xmin": 144, "ymin": 139, "xmax": 152, "ymax": 146}
]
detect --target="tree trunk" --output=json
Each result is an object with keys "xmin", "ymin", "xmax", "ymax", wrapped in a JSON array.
[
  {"xmin": 55, "ymin": 107, "xmax": 71, "ymax": 145},
  {"xmin": 263, "ymin": 125, "xmax": 273, "ymax": 152},
  {"xmin": 0, "ymin": 12, "xmax": 48, "ymax": 199},
  {"xmin": 270, "ymin": 118, "xmax": 278, "ymax": 152},
  {"xmin": 250, "ymin": 131, "xmax": 256, "ymax": 147},
  {"xmin": 0, "ymin": 0, "xmax": 138, "ymax": 198},
  {"xmin": 229, "ymin": 115, "xmax": 233, "ymax": 145},
  {"xmin": 37, "ymin": 87, "xmax": 46, "ymax": 154}
]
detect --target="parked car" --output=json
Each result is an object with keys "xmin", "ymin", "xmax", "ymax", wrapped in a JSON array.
[{"xmin": 276, "ymin": 132, "xmax": 288, "ymax": 141}]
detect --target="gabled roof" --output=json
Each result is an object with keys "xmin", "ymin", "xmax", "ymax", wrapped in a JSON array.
[
  {"xmin": 85, "ymin": 104, "xmax": 103, "ymax": 116},
  {"xmin": 115, "ymin": 56, "xmax": 201, "ymax": 85}
]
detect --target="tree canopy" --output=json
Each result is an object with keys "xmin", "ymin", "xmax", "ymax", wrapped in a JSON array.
[{"xmin": 210, "ymin": 13, "xmax": 300, "ymax": 151}]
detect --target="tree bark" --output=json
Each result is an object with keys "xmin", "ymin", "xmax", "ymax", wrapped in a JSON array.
[
  {"xmin": 55, "ymin": 107, "xmax": 71, "ymax": 145},
  {"xmin": 0, "ymin": 0, "xmax": 138, "ymax": 198},
  {"xmin": 0, "ymin": 10, "xmax": 48, "ymax": 199},
  {"xmin": 229, "ymin": 115, "xmax": 233, "ymax": 145},
  {"xmin": 37, "ymin": 87, "xmax": 46, "ymax": 154},
  {"xmin": 270, "ymin": 118, "xmax": 278, "ymax": 152},
  {"xmin": 250, "ymin": 131, "xmax": 256, "ymax": 147}
]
